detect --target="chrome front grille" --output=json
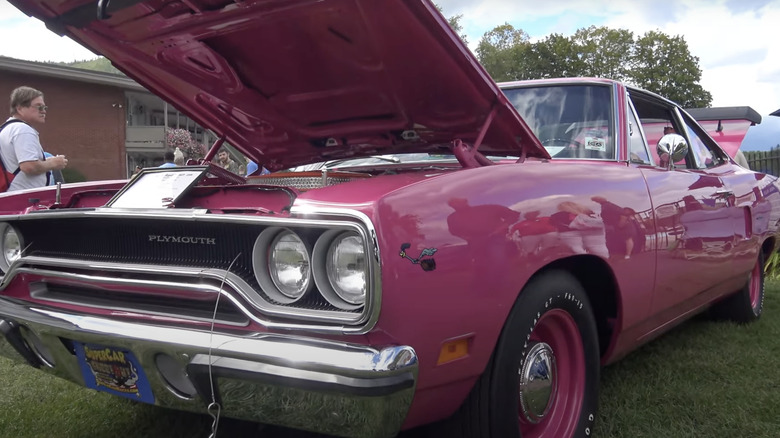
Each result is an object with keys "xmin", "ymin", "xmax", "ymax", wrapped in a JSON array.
[
  {"xmin": 19, "ymin": 217, "xmax": 256, "ymax": 273},
  {"xmin": 2, "ymin": 211, "xmax": 379, "ymax": 332}
]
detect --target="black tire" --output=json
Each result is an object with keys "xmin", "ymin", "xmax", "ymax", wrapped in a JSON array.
[
  {"xmin": 710, "ymin": 251, "xmax": 765, "ymax": 323},
  {"xmin": 448, "ymin": 270, "xmax": 600, "ymax": 438}
]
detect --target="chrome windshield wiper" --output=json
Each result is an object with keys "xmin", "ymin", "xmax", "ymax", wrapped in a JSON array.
[{"xmin": 324, "ymin": 155, "xmax": 401, "ymax": 169}]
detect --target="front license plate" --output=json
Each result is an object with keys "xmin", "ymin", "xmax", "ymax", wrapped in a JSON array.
[{"xmin": 73, "ymin": 342, "xmax": 155, "ymax": 404}]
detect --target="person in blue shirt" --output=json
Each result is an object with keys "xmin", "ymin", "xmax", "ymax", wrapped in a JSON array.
[
  {"xmin": 159, "ymin": 150, "xmax": 176, "ymax": 168},
  {"xmin": 246, "ymin": 160, "xmax": 269, "ymax": 176}
]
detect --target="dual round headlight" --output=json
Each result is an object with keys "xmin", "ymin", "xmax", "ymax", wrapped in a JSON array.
[
  {"xmin": 268, "ymin": 231, "xmax": 311, "ymax": 300},
  {"xmin": 324, "ymin": 232, "xmax": 366, "ymax": 306},
  {"xmin": 253, "ymin": 227, "xmax": 368, "ymax": 309},
  {"xmin": 0, "ymin": 223, "xmax": 22, "ymax": 274},
  {"xmin": 253, "ymin": 229, "xmax": 312, "ymax": 303}
]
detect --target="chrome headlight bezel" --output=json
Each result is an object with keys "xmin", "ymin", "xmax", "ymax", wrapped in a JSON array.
[
  {"xmin": 0, "ymin": 222, "xmax": 23, "ymax": 274},
  {"xmin": 252, "ymin": 227, "xmax": 312, "ymax": 304},
  {"xmin": 312, "ymin": 230, "xmax": 367, "ymax": 310}
]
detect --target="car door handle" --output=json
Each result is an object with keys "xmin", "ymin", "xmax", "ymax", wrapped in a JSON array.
[{"xmin": 713, "ymin": 190, "xmax": 733, "ymax": 198}]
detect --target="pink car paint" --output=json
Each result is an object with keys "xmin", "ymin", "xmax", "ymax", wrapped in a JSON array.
[{"xmin": 2, "ymin": 1, "xmax": 778, "ymax": 437}]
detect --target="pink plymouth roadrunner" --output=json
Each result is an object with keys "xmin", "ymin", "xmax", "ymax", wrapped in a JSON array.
[{"xmin": 1, "ymin": 0, "xmax": 778, "ymax": 437}]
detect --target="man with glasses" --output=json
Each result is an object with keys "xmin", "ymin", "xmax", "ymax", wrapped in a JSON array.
[{"xmin": 0, "ymin": 86, "xmax": 68, "ymax": 192}]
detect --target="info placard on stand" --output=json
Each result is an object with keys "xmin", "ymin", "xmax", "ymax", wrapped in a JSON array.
[{"xmin": 107, "ymin": 166, "xmax": 209, "ymax": 208}]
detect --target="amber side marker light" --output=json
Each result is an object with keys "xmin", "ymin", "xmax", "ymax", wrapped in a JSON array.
[{"xmin": 437, "ymin": 336, "xmax": 472, "ymax": 365}]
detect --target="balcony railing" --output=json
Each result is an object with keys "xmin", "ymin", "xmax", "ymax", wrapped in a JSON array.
[{"xmin": 126, "ymin": 126, "xmax": 165, "ymax": 150}]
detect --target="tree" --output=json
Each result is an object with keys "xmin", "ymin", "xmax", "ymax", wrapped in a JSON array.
[
  {"xmin": 446, "ymin": 13, "xmax": 468, "ymax": 45},
  {"xmin": 630, "ymin": 30, "xmax": 712, "ymax": 107},
  {"xmin": 570, "ymin": 26, "xmax": 633, "ymax": 81},
  {"xmin": 528, "ymin": 33, "xmax": 581, "ymax": 79},
  {"xmin": 475, "ymin": 24, "xmax": 712, "ymax": 107},
  {"xmin": 475, "ymin": 23, "xmax": 531, "ymax": 81},
  {"xmin": 62, "ymin": 57, "xmax": 124, "ymax": 75},
  {"xmin": 435, "ymin": 3, "xmax": 468, "ymax": 44}
]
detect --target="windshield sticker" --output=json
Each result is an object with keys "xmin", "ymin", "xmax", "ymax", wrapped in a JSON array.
[
  {"xmin": 399, "ymin": 243, "xmax": 437, "ymax": 271},
  {"xmin": 584, "ymin": 137, "xmax": 606, "ymax": 152}
]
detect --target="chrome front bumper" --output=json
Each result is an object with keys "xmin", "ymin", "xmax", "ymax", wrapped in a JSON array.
[{"xmin": 0, "ymin": 301, "xmax": 417, "ymax": 438}]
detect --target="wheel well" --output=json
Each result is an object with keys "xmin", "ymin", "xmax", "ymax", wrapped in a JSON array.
[
  {"xmin": 535, "ymin": 256, "xmax": 618, "ymax": 359},
  {"xmin": 761, "ymin": 237, "xmax": 776, "ymax": 263}
]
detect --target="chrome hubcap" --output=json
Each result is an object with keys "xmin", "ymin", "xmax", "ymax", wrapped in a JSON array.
[{"xmin": 518, "ymin": 342, "xmax": 557, "ymax": 423}]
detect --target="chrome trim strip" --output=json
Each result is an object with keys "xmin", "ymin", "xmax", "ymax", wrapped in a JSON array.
[
  {"xmin": 0, "ymin": 305, "xmax": 416, "ymax": 438},
  {"xmin": 188, "ymin": 352, "xmax": 414, "ymax": 394},
  {"xmin": 625, "ymin": 89, "xmax": 655, "ymax": 166},
  {"xmin": 0, "ymin": 206, "xmax": 343, "ymax": 225},
  {"xmin": 611, "ymin": 82, "xmax": 623, "ymax": 162},
  {"xmin": 26, "ymin": 270, "xmax": 251, "ymax": 327},
  {"xmin": 499, "ymin": 78, "xmax": 620, "ymax": 88}
]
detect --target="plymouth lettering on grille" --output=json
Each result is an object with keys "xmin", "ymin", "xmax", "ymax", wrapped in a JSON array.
[{"xmin": 148, "ymin": 235, "xmax": 216, "ymax": 245}]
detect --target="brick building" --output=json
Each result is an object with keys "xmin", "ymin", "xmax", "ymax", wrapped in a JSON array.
[{"xmin": 0, "ymin": 56, "xmax": 208, "ymax": 182}]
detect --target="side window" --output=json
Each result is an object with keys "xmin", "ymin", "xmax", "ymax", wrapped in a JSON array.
[
  {"xmin": 629, "ymin": 89, "xmax": 729, "ymax": 171},
  {"xmin": 680, "ymin": 116, "xmax": 725, "ymax": 169},
  {"xmin": 636, "ymin": 116, "xmax": 679, "ymax": 168},
  {"xmin": 627, "ymin": 103, "xmax": 651, "ymax": 164}
]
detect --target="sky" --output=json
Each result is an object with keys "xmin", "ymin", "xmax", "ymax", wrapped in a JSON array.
[
  {"xmin": 1, "ymin": 0, "xmax": 778, "ymax": 148},
  {"xmin": 435, "ymin": 0, "xmax": 780, "ymax": 149}
]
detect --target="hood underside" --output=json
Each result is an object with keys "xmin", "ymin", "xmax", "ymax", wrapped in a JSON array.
[{"xmin": 12, "ymin": 0, "xmax": 548, "ymax": 169}]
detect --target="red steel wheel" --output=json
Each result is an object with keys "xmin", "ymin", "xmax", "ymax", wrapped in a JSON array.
[
  {"xmin": 710, "ymin": 251, "xmax": 765, "ymax": 323},
  {"xmin": 450, "ymin": 270, "xmax": 600, "ymax": 438},
  {"xmin": 518, "ymin": 308, "xmax": 587, "ymax": 437},
  {"xmin": 748, "ymin": 255, "xmax": 763, "ymax": 311}
]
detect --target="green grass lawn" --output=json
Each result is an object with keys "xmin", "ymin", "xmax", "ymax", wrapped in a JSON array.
[
  {"xmin": 2, "ymin": 281, "xmax": 780, "ymax": 437},
  {"xmin": 594, "ymin": 282, "xmax": 780, "ymax": 437}
]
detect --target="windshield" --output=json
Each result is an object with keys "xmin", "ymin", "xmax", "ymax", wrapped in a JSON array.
[{"xmin": 502, "ymin": 84, "xmax": 615, "ymax": 160}]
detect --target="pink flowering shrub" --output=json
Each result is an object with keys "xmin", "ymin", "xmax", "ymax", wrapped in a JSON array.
[{"xmin": 166, "ymin": 128, "xmax": 206, "ymax": 161}]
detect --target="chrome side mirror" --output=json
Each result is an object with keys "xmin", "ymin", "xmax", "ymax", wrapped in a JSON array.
[{"xmin": 657, "ymin": 134, "xmax": 689, "ymax": 170}]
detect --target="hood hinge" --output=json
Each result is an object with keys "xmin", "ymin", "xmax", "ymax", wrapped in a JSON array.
[{"xmin": 452, "ymin": 105, "xmax": 499, "ymax": 168}]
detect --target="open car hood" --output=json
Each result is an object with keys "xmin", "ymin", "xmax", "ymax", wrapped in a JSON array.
[{"xmin": 11, "ymin": 0, "xmax": 548, "ymax": 169}]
